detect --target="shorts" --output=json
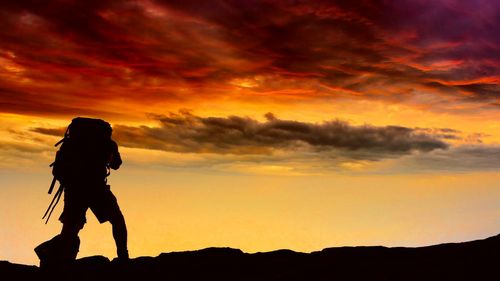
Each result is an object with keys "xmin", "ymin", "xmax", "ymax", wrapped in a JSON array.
[{"xmin": 59, "ymin": 183, "xmax": 123, "ymax": 227}]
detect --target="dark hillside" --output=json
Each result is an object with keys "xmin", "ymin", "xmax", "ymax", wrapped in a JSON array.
[{"xmin": 1, "ymin": 233, "xmax": 499, "ymax": 280}]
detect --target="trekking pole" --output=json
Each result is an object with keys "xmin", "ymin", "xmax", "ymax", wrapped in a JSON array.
[{"xmin": 42, "ymin": 185, "xmax": 64, "ymax": 224}]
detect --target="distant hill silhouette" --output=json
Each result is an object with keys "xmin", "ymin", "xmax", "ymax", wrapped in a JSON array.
[{"xmin": 1, "ymin": 233, "xmax": 499, "ymax": 280}]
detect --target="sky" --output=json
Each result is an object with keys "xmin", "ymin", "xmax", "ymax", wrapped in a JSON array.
[{"xmin": 1, "ymin": 0, "xmax": 500, "ymax": 265}]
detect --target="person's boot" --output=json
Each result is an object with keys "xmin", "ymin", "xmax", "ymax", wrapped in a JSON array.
[
  {"xmin": 35, "ymin": 234, "xmax": 80, "ymax": 270},
  {"xmin": 35, "ymin": 236, "xmax": 59, "ymax": 269}
]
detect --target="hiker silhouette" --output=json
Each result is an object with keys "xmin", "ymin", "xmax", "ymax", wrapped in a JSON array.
[{"xmin": 35, "ymin": 117, "xmax": 128, "ymax": 268}]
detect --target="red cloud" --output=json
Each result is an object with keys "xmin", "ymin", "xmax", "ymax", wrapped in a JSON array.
[{"xmin": 0, "ymin": 0, "xmax": 498, "ymax": 117}]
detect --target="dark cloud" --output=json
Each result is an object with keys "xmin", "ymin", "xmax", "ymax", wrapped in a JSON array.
[
  {"xmin": 27, "ymin": 112, "xmax": 500, "ymax": 173},
  {"xmin": 414, "ymin": 127, "xmax": 462, "ymax": 141},
  {"xmin": 32, "ymin": 112, "xmax": 448, "ymax": 160},
  {"xmin": 457, "ymin": 83, "xmax": 500, "ymax": 100},
  {"xmin": 1, "ymin": 0, "xmax": 499, "ymax": 116},
  {"xmin": 0, "ymin": 82, "xmax": 122, "ymax": 117},
  {"xmin": 155, "ymin": 0, "xmax": 500, "ymax": 99},
  {"xmin": 396, "ymin": 145, "xmax": 500, "ymax": 172},
  {"xmin": 30, "ymin": 127, "xmax": 66, "ymax": 137}
]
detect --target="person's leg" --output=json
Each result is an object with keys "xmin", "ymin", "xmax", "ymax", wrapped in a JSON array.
[
  {"xmin": 58, "ymin": 189, "xmax": 87, "ymax": 261},
  {"xmin": 110, "ymin": 212, "xmax": 128, "ymax": 259},
  {"xmin": 59, "ymin": 223, "xmax": 83, "ymax": 260},
  {"xmin": 60, "ymin": 222, "xmax": 82, "ymax": 237},
  {"xmin": 92, "ymin": 187, "xmax": 129, "ymax": 259}
]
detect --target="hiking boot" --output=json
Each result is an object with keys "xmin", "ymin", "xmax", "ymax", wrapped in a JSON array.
[{"xmin": 35, "ymin": 234, "xmax": 80, "ymax": 269}]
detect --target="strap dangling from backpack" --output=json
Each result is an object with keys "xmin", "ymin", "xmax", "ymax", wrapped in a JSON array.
[
  {"xmin": 42, "ymin": 125, "xmax": 71, "ymax": 224},
  {"xmin": 47, "ymin": 176, "xmax": 57, "ymax": 194},
  {"xmin": 42, "ymin": 185, "xmax": 64, "ymax": 224}
]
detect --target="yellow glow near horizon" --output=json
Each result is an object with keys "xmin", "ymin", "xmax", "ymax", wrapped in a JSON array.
[{"xmin": 2, "ymin": 169, "xmax": 500, "ymax": 265}]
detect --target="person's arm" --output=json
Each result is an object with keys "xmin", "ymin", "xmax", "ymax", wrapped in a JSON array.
[{"xmin": 109, "ymin": 140, "xmax": 122, "ymax": 170}]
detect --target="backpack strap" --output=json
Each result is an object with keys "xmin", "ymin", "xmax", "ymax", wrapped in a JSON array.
[
  {"xmin": 48, "ymin": 126, "xmax": 69, "ymax": 193},
  {"xmin": 47, "ymin": 157, "xmax": 57, "ymax": 194},
  {"xmin": 42, "ymin": 184, "xmax": 64, "ymax": 224},
  {"xmin": 42, "ymin": 125, "xmax": 70, "ymax": 223},
  {"xmin": 48, "ymin": 176, "xmax": 57, "ymax": 194}
]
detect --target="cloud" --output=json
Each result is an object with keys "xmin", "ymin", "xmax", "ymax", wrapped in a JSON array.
[
  {"xmin": 0, "ymin": 139, "xmax": 53, "ymax": 170},
  {"xmin": 0, "ymin": 140, "xmax": 47, "ymax": 154},
  {"xmin": 32, "ymin": 112, "xmax": 448, "ymax": 161},
  {"xmin": 115, "ymin": 144, "xmax": 500, "ymax": 175},
  {"xmin": 29, "ymin": 127, "xmax": 66, "ymax": 137},
  {"xmin": 391, "ymin": 145, "xmax": 500, "ymax": 173},
  {"xmin": 25, "ymin": 112, "xmax": 500, "ymax": 174},
  {"xmin": 0, "ymin": 0, "xmax": 499, "ymax": 117},
  {"xmin": 155, "ymin": 0, "xmax": 500, "ymax": 101}
]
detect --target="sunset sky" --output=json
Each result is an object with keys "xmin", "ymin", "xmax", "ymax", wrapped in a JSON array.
[{"xmin": 1, "ymin": 0, "xmax": 500, "ymax": 265}]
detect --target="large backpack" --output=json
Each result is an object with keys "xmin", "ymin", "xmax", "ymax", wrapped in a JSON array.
[
  {"xmin": 42, "ymin": 117, "xmax": 114, "ymax": 223},
  {"xmin": 52, "ymin": 117, "xmax": 113, "ymax": 183}
]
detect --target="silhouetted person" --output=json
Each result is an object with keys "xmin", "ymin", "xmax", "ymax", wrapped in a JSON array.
[{"xmin": 36, "ymin": 117, "xmax": 128, "ymax": 267}]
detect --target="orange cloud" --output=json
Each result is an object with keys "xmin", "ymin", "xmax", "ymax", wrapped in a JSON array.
[{"xmin": 0, "ymin": 0, "xmax": 498, "ymax": 119}]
